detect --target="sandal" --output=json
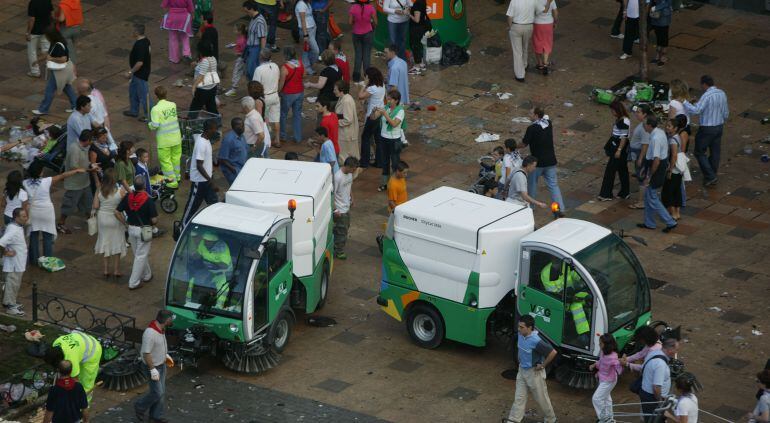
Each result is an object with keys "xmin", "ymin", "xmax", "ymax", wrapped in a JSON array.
[
  {"xmin": 57, "ymin": 224, "xmax": 72, "ymax": 234},
  {"xmin": 377, "ymin": 185, "xmax": 387, "ymax": 192}
]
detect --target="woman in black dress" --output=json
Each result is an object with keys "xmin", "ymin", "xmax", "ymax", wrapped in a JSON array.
[{"xmin": 89, "ymin": 128, "xmax": 115, "ymax": 194}]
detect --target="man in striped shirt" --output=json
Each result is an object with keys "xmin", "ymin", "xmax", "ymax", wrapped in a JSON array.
[
  {"xmin": 684, "ymin": 74, "xmax": 729, "ymax": 186},
  {"xmin": 243, "ymin": 1, "xmax": 267, "ymax": 80}
]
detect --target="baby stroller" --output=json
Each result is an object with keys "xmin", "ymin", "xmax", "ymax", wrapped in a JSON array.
[
  {"xmin": 469, "ymin": 155, "xmax": 497, "ymax": 194},
  {"xmin": 29, "ymin": 124, "xmax": 67, "ymax": 174}
]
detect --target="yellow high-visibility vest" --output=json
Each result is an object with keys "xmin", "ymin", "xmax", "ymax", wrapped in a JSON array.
[{"xmin": 149, "ymin": 99, "xmax": 182, "ymax": 148}]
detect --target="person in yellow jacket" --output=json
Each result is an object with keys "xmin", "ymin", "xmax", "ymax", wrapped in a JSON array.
[
  {"xmin": 540, "ymin": 258, "xmax": 580, "ymax": 295},
  {"xmin": 44, "ymin": 331, "xmax": 103, "ymax": 404},
  {"xmin": 569, "ymin": 291, "xmax": 591, "ymax": 347},
  {"xmin": 148, "ymin": 86, "xmax": 182, "ymax": 188},
  {"xmin": 186, "ymin": 231, "xmax": 236, "ymax": 309}
]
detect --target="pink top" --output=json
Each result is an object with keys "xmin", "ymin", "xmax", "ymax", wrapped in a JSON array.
[
  {"xmin": 596, "ymin": 352, "xmax": 623, "ymax": 383},
  {"xmin": 161, "ymin": 0, "xmax": 194, "ymax": 35},
  {"xmin": 349, "ymin": 3, "xmax": 376, "ymax": 35},
  {"xmin": 234, "ymin": 34, "xmax": 246, "ymax": 55},
  {"xmin": 627, "ymin": 341, "xmax": 662, "ymax": 372}
]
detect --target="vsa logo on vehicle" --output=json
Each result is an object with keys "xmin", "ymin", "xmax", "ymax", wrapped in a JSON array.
[{"xmin": 529, "ymin": 305, "xmax": 551, "ymax": 323}]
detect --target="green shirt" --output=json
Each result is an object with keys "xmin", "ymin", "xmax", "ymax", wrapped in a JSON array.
[{"xmin": 116, "ymin": 160, "xmax": 135, "ymax": 187}]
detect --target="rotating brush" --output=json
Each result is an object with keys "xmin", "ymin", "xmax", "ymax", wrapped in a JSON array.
[
  {"xmin": 220, "ymin": 348, "xmax": 281, "ymax": 374},
  {"xmin": 98, "ymin": 351, "xmax": 148, "ymax": 391}
]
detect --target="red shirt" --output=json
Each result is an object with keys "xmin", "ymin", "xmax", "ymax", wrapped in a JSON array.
[
  {"xmin": 282, "ymin": 61, "xmax": 304, "ymax": 95},
  {"xmin": 320, "ymin": 113, "xmax": 340, "ymax": 154},
  {"xmin": 335, "ymin": 55, "xmax": 350, "ymax": 83}
]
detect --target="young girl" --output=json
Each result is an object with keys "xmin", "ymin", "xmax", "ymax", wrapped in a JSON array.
[
  {"xmin": 1, "ymin": 171, "xmax": 29, "ymax": 225},
  {"xmin": 661, "ymin": 115, "xmax": 688, "ymax": 220},
  {"xmin": 665, "ymin": 375, "xmax": 699, "ymax": 423},
  {"xmin": 225, "ymin": 23, "xmax": 248, "ymax": 97},
  {"xmin": 589, "ymin": 333, "xmax": 623, "ymax": 422}
]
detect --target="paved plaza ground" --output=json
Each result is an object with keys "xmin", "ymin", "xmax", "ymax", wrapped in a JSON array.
[{"xmin": 1, "ymin": 0, "xmax": 769, "ymax": 421}]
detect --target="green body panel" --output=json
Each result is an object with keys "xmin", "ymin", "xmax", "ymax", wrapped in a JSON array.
[
  {"xmin": 268, "ymin": 262, "xmax": 293, "ymax": 323},
  {"xmin": 380, "ymin": 282, "xmax": 495, "ymax": 347},
  {"xmin": 462, "ymin": 272, "xmax": 480, "ymax": 305},
  {"xmin": 382, "ymin": 238, "xmax": 417, "ymax": 290},
  {"xmin": 518, "ymin": 286, "xmax": 565, "ymax": 345},
  {"xmin": 297, "ymin": 245, "xmax": 331, "ymax": 313},
  {"xmin": 166, "ymin": 305, "xmax": 244, "ymax": 341},
  {"xmin": 613, "ymin": 311, "xmax": 651, "ymax": 351},
  {"xmin": 373, "ymin": 1, "xmax": 471, "ymax": 50}
]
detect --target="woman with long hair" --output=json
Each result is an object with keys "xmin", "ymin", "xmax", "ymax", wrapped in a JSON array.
[
  {"xmin": 89, "ymin": 128, "xmax": 116, "ymax": 194},
  {"xmin": 668, "ymin": 79, "xmax": 690, "ymax": 124},
  {"xmin": 189, "ymin": 40, "xmax": 219, "ymax": 117},
  {"xmin": 590, "ymin": 334, "xmax": 623, "ymax": 422},
  {"xmin": 32, "ymin": 27, "xmax": 77, "ymax": 116},
  {"xmin": 358, "ymin": 66, "xmax": 385, "ymax": 168},
  {"xmin": 23, "ymin": 162, "xmax": 86, "ymax": 264},
  {"xmin": 1, "ymin": 171, "xmax": 29, "ymax": 225},
  {"xmin": 598, "ymin": 100, "xmax": 631, "ymax": 201},
  {"xmin": 92, "ymin": 168, "xmax": 127, "ymax": 278},
  {"xmin": 348, "ymin": 0, "xmax": 377, "ymax": 82},
  {"xmin": 115, "ymin": 141, "xmax": 135, "ymax": 193},
  {"xmin": 661, "ymin": 115, "xmax": 689, "ymax": 220}
]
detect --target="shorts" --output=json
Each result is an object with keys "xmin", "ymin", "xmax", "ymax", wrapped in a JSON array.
[
  {"xmin": 61, "ymin": 187, "xmax": 93, "ymax": 217},
  {"xmin": 652, "ymin": 25, "xmax": 669, "ymax": 47},
  {"xmin": 264, "ymin": 93, "xmax": 280, "ymax": 123}
]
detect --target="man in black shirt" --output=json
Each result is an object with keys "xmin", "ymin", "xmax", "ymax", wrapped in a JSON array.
[
  {"xmin": 521, "ymin": 106, "xmax": 565, "ymax": 214},
  {"xmin": 43, "ymin": 360, "xmax": 89, "ymax": 423},
  {"xmin": 26, "ymin": 0, "xmax": 53, "ymax": 78},
  {"xmin": 116, "ymin": 176, "xmax": 158, "ymax": 290},
  {"xmin": 124, "ymin": 24, "xmax": 152, "ymax": 122}
]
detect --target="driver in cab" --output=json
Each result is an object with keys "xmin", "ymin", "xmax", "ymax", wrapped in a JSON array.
[
  {"xmin": 186, "ymin": 231, "xmax": 236, "ymax": 310},
  {"xmin": 540, "ymin": 256, "xmax": 580, "ymax": 295}
]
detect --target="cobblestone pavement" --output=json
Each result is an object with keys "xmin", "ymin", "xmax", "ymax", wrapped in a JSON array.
[{"xmin": 1, "ymin": 0, "xmax": 769, "ymax": 421}]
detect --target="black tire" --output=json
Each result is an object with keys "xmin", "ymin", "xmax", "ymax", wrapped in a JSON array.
[
  {"xmin": 160, "ymin": 196, "xmax": 178, "ymax": 214},
  {"xmin": 269, "ymin": 310, "xmax": 294, "ymax": 353},
  {"xmin": 406, "ymin": 303, "xmax": 445, "ymax": 349},
  {"xmin": 315, "ymin": 265, "xmax": 329, "ymax": 311}
]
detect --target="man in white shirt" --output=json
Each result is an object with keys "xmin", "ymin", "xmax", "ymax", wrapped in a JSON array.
[
  {"xmin": 241, "ymin": 96, "xmax": 266, "ymax": 157},
  {"xmin": 506, "ymin": 0, "xmax": 540, "ymax": 82},
  {"xmin": 1, "ymin": 208, "xmax": 28, "ymax": 316},
  {"xmin": 638, "ymin": 115, "xmax": 677, "ymax": 232},
  {"xmin": 76, "ymin": 78, "xmax": 117, "ymax": 151},
  {"xmin": 181, "ymin": 120, "xmax": 219, "ymax": 225},
  {"xmin": 134, "ymin": 309, "xmax": 174, "ymax": 423},
  {"xmin": 639, "ymin": 338, "xmax": 678, "ymax": 423},
  {"xmin": 253, "ymin": 49, "xmax": 281, "ymax": 148},
  {"xmin": 333, "ymin": 156, "xmax": 359, "ymax": 260}
]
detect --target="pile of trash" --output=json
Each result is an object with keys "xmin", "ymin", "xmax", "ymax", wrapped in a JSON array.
[{"xmin": 0, "ymin": 117, "xmax": 49, "ymax": 168}]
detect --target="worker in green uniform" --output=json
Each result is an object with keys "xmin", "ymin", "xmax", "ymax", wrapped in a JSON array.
[
  {"xmin": 540, "ymin": 258, "xmax": 580, "ymax": 295},
  {"xmin": 568, "ymin": 291, "xmax": 591, "ymax": 347},
  {"xmin": 186, "ymin": 231, "xmax": 235, "ymax": 309},
  {"xmin": 148, "ymin": 86, "xmax": 182, "ymax": 189},
  {"xmin": 44, "ymin": 331, "xmax": 103, "ymax": 404}
]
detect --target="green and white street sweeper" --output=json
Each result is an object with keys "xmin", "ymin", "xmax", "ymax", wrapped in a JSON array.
[
  {"xmin": 165, "ymin": 159, "xmax": 334, "ymax": 374},
  {"xmin": 377, "ymin": 186, "xmax": 654, "ymax": 388}
]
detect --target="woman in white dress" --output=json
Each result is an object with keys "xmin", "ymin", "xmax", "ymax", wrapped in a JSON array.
[
  {"xmin": 23, "ymin": 163, "xmax": 86, "ymax": 264},
  {"xmin": 91, "ymin": 169, "xmax": 127, "ymax": 278}
]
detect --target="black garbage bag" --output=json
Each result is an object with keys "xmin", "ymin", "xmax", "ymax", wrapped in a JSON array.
[
  {"xmin": 440, "ymin": 42, "xmax": 469, "ymax": 67},
  {"xmin": 426, "ymin": 32, "xmax": 442, "ymax": 48}
]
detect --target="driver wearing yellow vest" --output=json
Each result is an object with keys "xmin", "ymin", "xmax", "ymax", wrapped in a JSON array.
[
  {"xmin": 186, "ymin": 231, "xmax": 235, "ymax": 309},
  {"xmin": 44, "ymin": 332, "xmax": 103, "ymax": 404},
  {"xmin": 568, "ymin": 291, "xmax": 591, "ymax": 347},
  {"xmin": 540, "ymin": 259, "xmax": 580, "ymax": 295},
  {"xmin": 148, "ymin": 86, "xmax": 182, "ymax": 189}
]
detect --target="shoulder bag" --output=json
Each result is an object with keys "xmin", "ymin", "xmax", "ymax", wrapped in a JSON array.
[
  {"xmin": 629, "ymin": 354, "xmax": 668, "ymax": 394},
  {"xmin": 46, "ymin": 42, "xmax": 67, "ymax": 70},
  {"xmin": 201, "ymin": 57, "xmax": 220, "ymax": 86}
]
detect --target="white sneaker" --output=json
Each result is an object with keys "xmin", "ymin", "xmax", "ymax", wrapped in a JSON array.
[
  {"xmin": 5, "ymin": 306, "xmax": 25, "ymax": 316},
  {"xmin": 32, "ymin": 109, "xmax": 47, "ymax": 116},
  {"xmin": 610, "ymin": 33, "xmax": 625, "ymax": 39},
  {"xmin": 619, "ymin": 53, "xmax": 631, "ymax": 60},
  {"xmin": 65, "ymin": 108, "xmax": 73, "ymax": 113},
  {"xmin": 224, "ymin": 88, "xmax": 237, "ymax": 97}
]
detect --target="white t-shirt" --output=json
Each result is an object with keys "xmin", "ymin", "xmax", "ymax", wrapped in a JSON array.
[
  {"xmin": 534, "ymin": 0, "xmax": 557, "ymax": 24},
  {"xmin": 88, "ymin": 94, "xmax": 108, "ymax": 125},
  {"xmin": 189, "ymin": 134, "xmax": 213, "ymax": 183},
  {"xmin": 4, "ymin": 190, "xmax": 28, "ymax": 218},
  {"xmin": 626, "ymin": 0, "xmax": 640, "ymax": 18},
  {"xmin": 253, "ymin": 62, "xmax": 281, "ymax": 96},
  {"xmin": 506, "ymin": 0, "xmax": 539, "ymax": 24},
  {"xmin": 506, "ymin": 170, "xmax": 528, "ymax": 205},
  {"xmin": 244, "ymin": 109, "xmax": 265, "ymax": 146},
  {"xmin": 0, "ymin": 223, "xmax": 27, "ymax": 272},
  {"xmin": 383, "ymin": 0, "xmax": 412, "ymax": 24},
  {"xmin": 333, "ymin": 169, "xmax": 353, "ymax": 214},
  {"xmin": 295, "ymin": 1, "xmax": 316, "ymax": 29},
  {"xmin": 675, "ymin": 395, "xmax": 698, "ymax": 423},
  {"xmin": 668, "ymin": 99, "xmax": 691, "ymax": 124},
  {"xmin": 365, "ymin": 85, "xmax": 386, "ymax": 118},
  {"xmin": 380, "ymin": 108, "xmax": 405, "ymax": 139}
]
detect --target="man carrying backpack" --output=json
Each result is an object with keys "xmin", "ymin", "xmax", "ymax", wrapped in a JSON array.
[{"xmin": 638, "ymin": 338, "xmax": 678, "ymax": 422}]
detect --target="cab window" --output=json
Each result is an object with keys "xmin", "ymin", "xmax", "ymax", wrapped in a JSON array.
[
  {"xmin": 266, "ymin": 226, "xmax": 288, "ymax": 278},
  {"xmin": 253, "ymin": 257, "xmax": 269, "ymax": 329},
  {"xmin": 528, "ymin": 251, "xmax": 566, "ymax": 301}
]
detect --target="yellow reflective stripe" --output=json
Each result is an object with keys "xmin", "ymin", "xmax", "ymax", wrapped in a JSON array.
[{"xmin": 74, "ymin": 331, "xmax": 96, "ymax": 362}]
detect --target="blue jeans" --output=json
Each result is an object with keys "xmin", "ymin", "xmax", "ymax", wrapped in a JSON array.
[
  {"xmin": 134, "ymin": 364, "xmax": 166, "ymax": 421},
  {"xmin": 313, "ymin": 10, "xmax": 330, "ymax": 51},
  {"xmin": 388, "ymin": 21, "xmax": 409, "ymax": 60},
  {"xmin": 257, "ymin": 3, "xmax": 278, "ymax": 47},
  {"xmin": 694, "ymin": 124, "xmax": 722, "ymax": 183},
  {"xmin": 245, "ymin": 45, "xmax": 261, "ymax": 80},
  {"xmin": 644, "ymin": 186, "xmax": 676, "ymax": 228},
  {"xmin": 280, "ymin": 92, "xmax": 304, "ymax": 142},
  {"xmin": 28, "ymin": 231, "xmax": 54, "ymax": 264},
  {"xmin": 299, "ymin": 27, "xmax": 319, "ymax": 74},
  {"xmin": 38, "ymin": 72, "xmax": 77, "ymax": 114},
  {"xmin": 528, "ymin": 165, "xmax": 565, "ymax": 211},
  {"xmin": 128, "ymin": 76, "xmax": 151, "ymax": 117}
]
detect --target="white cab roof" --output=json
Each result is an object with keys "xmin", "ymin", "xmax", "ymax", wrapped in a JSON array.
[
  {"xmin": 522, "ymin": 218, "xmax": 612, "ymax": 255},
  {"xmin": 394, "ymin": 187, "xmax": 529, "ymax": 252},
  {"xmin": 229, "ymin": 158, "xmax": 330, "ymax": 199},
  {"xmin": 191, "ymin": 203, "xmax": 281, "ymax": 237}
]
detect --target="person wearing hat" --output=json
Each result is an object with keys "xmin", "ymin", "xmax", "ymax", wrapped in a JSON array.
[
  {"xmin": 134, "ymin": 310, "xmax": 175, "ymax": 423},
  {"xmin": 185, "ymin": 231, "xmax": 234, "ymax": 309}
]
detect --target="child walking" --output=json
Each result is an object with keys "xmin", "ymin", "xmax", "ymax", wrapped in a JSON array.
[
  {"xmin": 590, "ymin": 333, "xmax": 623, "ymax": 422},
  {"xmin": 225, "ymin": 23, "xmax": 248, "ymax": 97}
]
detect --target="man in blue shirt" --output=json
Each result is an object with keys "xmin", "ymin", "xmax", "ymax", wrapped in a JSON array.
[
  {"xmin": 313, "ymin": 126, "xmax": 339, "ymax": 174},
  {"xmin": 218, "ymin": 117, "xmax": 248, "ymax": 186},
  {"xmin": 639, "ymin": 337, "xmax": 678, "ymax": 422},
  {"xmin": 66, "ymin": 96, "xmax": 92, "ymax": 146},
  {"xmin": 506, "ymin": 314, "xmax": 557, "ymax": 423},
  {"xmin": 385, "ymin": 44, "xmax": 409, "ymax": 106},
  {"xmin": 684, "ymin": 74, "xmax": 728, "ymax": 187},
  {"xmin": 311, "ymin": 0, "xmax": 332, "ymax": 51}
]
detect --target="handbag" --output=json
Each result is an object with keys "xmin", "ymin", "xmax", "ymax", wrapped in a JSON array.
[
  {"xmin": 46, "ymin": 42, "xmax": 67, "ymax": 70},
  {"xmin": 604, "ymin": 137, "xmax": 618, "ymax": 157},
  {"xmin": 87, "ymin": 216, "xmax": 98, "ymax": 236},
  {"xmin": 200, "ymin": 57, "xmax": 220, "ymax": 86},
  {"xmin": 629, "ymin": 355, "xmax": 668, "ymax": 394}
]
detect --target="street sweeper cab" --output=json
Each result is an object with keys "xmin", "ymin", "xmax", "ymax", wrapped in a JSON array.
[
  {"xmin": 165, "ymin": 159, "xmax": 333, "ymax": 373},
  {"xmin": 376, "ymin": 187, "xmax": 652, "ymax": 388}
]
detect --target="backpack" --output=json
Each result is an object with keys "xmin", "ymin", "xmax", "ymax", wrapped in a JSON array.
[{"xmin": 629, "ymin": 354, "xmax": 669, "ymax": 394}]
